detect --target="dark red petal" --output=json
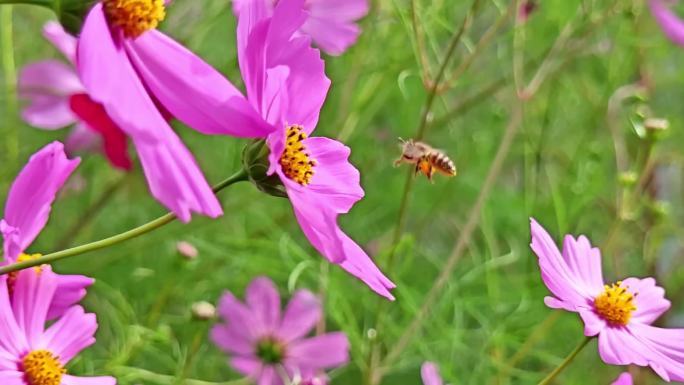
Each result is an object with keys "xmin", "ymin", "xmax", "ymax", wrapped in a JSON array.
[{"xmin": 69, "ymin": 93, "xmax": 133, "ymax": 170}]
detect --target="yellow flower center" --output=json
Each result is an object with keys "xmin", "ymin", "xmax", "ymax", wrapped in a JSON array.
[
  {"xmin": 594, "ymin": 281, "xmax": 637, "ymax": 326},
  {"xmin": 22, "ymin": 350, "xmax": 66, "ymax": 385},
  {"xmin": 279, "ymin": 125, "xmax": 316, "ymax": 186},
  {"xmin": 103, "ymin": 0, "xmax": 166, "ymax": 39},
  {"xmin": 7, "ymin": 253, "xmax": 42, "ymax": 297}
]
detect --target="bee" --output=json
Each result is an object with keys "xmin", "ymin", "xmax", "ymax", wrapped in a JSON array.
[{"xmin": 394, "ymin": 138, "xmax": 457, "ymax": 182}]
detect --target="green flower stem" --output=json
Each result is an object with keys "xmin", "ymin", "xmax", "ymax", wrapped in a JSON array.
[
  {"xmin": 536, "ymin": 336, "xmax": 592, "ymax": 385},
  {"xmin": 0, "ymin": 169, "xmax": 249, "ymax": 276}
]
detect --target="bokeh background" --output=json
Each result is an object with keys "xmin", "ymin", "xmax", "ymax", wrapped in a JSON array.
[{"xmin": 1, "ymin": 0, "xmax": 683, "ymax": 384}]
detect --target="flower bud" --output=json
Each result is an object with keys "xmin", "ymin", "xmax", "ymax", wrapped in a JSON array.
[
  {"xmin": 242, "ymin": 139, "xmax": 288, "ymax": 198},
  {"xmin": 618, "ymin": 171, "xmax": 638, "ymax": 187},
  {"xmin": 176, "ymin": 241, "xmax": 198, "ymax": 260},
  {"xmin": 191, "ymin": 301, "xmax": 216, "ymax": 320}
]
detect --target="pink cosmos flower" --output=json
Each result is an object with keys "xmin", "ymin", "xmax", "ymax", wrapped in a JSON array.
[
  {"xmin": 210, "ymin": 277, "xmax": 349, "ymax": 385},
  {"xmin": 76, "ymin": 0, "xmax": 272, "ymax": 221},
  {"xmin": 421, "ymin": 362, "xmax": 449, "ymax": 385},
  {"xmin": 19, "ymin": 22, "xmax": 132, "ymax": 171},
  {"xmin": 232, "ymin": 0, "xmax": 368, "ymax": 55},
  {"xmin": 611, "ymin": 372, "xmax": 633, "ymax": 385},
  {"xmin": 1, "ymin": 142, "xmax": 93, "ymax": 320},
  {"xmin": 649, "ymin": 0, "xmax": 684, "ymax": 47},
  {"xmin": 530, "ymin": 218, "xmax": 684, "ymax": 382},
  {"xmin": 0, "ymin": 267, "xmax": 114, "ymax": 385},
  {"xmin": 229, "ymin": 0, "xmax": 395, "ymax": 299}
]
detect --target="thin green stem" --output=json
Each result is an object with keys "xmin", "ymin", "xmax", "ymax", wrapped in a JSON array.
[
  {"xmin": 1, "ymin": 5, "xmax": 18, "ymax": 171},
  {"xmin": 536, "ymin": 336, "xmax": 592, "ymax": 385},
  {"xmin": 0, "ymin": 169, "xmax": 249, "ymax": 275},
  {"xmin": 114, "ymin": 366, "xmax": 250, "ymax": 385}
]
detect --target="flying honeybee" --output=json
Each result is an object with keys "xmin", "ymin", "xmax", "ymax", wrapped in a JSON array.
[{"xmin": 394, "ymin": 138, "xmax": 457, "ymax": 182}]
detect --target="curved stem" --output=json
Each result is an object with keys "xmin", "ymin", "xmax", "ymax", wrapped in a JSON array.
[
  {"xmin": 536, "ymin": 336, "xmax": 592, "ymax": 385},
  {"xmin": 0, "ymin": 169, "xmax": 249, "ymax": 275}
]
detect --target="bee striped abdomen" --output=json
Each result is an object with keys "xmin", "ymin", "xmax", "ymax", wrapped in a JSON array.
[{"xmin": 427, "ymin": 152, "xmax": 456, "ymax": 176}]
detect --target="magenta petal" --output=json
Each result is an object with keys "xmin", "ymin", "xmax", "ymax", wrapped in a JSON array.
[
  {"xmin": 337, "ymin": 231, "xmax": 396, "ymax": 300},
  {"xmin": 133, "ymin": 133, "xmax": 222, "ymax": 221},
  {"xmin": 43, "ymin": 21, "xmax": 77, "ymax": 63},
  {"xmin": 650, "ymin": 0, "xmax": 684, "ymax": 47},
  {"xmin": 302, "ymin": 0, "xmax": 369, "ymax": 55},
  {"xmin": 627, "ymin": 323, "xmax": 684, "ymax": 381},
  {"xmin": 597, "ymin": 326, "xmax": 651, "ymax": 368},
  {"xmin": 78, "ymin": 5, "xmax": 221, "ymax": 220},
  {"xmin": 0, "ymin": 277, "xmax": 28, "ymax": 357},
  {"xmin": 0, "ymin": 371, "xmax": 24, "ymax": 385},
  {"xmin": 214, "ymin": 291, "xmax": 260, "ymax": 346},
  {"xmin": 561, "ymin": 234, "xmax": 604, "ymax": 294},
  {"xmin": 230, "ymin": 356, "xmax": 263, "ymax": 378},
  {"xmin": 529, "ymin": 219, "xmax": 599, "ymax": 312},
  {"xmin": 304, "ymin": 137, "xmax": 364, "ymax": 213},
  {"xmin": 578, "ymin": 308, "xmax": 605, "ymax": 336},
  {"xmin": 257, "ymin": 366, "xmax": 278, "ymax": 385},
  {"xmin": 61, "ymin": 375, "xmax": 117, "ymax": 385},
  {"xmin": 246, "ymin": 277, "xmax": 281, "ymax": 333},
  {"xmin": 41, "ymin": 305, "xmax": 97, "ymax": 363},
  {"xmin": 2, "ymin": 142, "xmax": 80, "ymax": 260},
  {"xmin": 18, "ymin": 60, "xmax": 82, "ymax": 130},
  {"xmin": 287, "ymin": 332, "xmax": 349, "ymax": 370},
  {"xmin": 611, "ymin": 373, "xmax": 632, "ymax": 385},
  {"xmin": 621, "ymin": 277, "xmax": 670, "ymax": 325},
  {"xmin": 421, "ymin": 362, "xmax": 444, "ymax": 385},
  {"xmin": 78, "ymin": 4, "xmax": 161, "ymax": 142},
  {"xmin": 267, "ymin": 33, "xmax": 329, "ymax": 131},
  {"xmin": 11, "ymin": 269, "xmax": 57, "ymax": 347},
  {"xmin": 47, "ymin": 274, "xmax": 94, "ymax": 321},
  {"xmin": 278, "ymin": 290, "xmax": 321, "ymax": 342},
  {"xmin": 300, "ymin": 17, "xmax": 361, "ymax": 56},
  {"xmin": 210, "ymin": 324, "xmax": 254, "ymax": 356},
  {"xmin": 126, "ymin": 31, "xmax": 272, "ymax": 137}
]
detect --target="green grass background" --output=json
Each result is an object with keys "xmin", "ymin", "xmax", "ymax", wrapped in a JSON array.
[{"xmin": 2, "ymin": 0, "xmax": 684, "ymax": 384}]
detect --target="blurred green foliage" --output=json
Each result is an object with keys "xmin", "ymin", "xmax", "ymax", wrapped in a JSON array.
[{"xmin": 2, "ymin": 0, "xmax": 684, "ymax": 384}]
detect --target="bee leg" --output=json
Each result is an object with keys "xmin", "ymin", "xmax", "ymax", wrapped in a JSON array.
[
  {"xmin": 393, "ymin": 157, "xmax": 405, "ymax": 167},
  {"xmin": 427, "ymin": 165, "xmax": 436, "ymax": 183},
  {"xmin": 414, "ymin": 162, "xmax": 421, "ymax": 175}
]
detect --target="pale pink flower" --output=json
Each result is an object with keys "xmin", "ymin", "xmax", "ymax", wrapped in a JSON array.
[
  {"xmin": 211, "ymin": 277, "xmax": 349, "ymax": 385},
  {"xmin": 530, "ymin": 218, "xmax": 684, "ymax": 381},
  {"xmin": 1, "ymin": 142, "xmax": 93, "ymax": 320},
  {"xmin": 0, "ymin": 268, "xmax": 114, "ymax": 384},
  {"xmin": 232, "ymin": 0, "xmax": 368, "ymax": 55}
]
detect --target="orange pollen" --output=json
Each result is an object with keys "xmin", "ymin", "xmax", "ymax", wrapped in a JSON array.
[
  {"xmin": 279, "ymin": 125, "xmax": 316, "ymax": 186},
  {"xmin": 103, "ymin": 0, "xmax": 166, "ymax": 38},
  {"xmin": 594, "ymin": 281, "xmax": 637, "ymax": 326},
  {"xmin": 22, "ymin": 350, "xmax": 66, "ymax": 385},
  {"xmin": 8, "ymin": 253, "xmax": 42, "ymax": 297}
]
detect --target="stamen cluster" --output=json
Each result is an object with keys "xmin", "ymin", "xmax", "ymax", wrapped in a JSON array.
[
  {"xmin": 594, "ymin": 281, "xmax": 637, "ymax": 326},
  {"xmin": 279, "ymin": 125, "xmax": 316, "ymax": 186},
  {"xmin": 103, "ymin": 0, "xmax": 166, "ymax": 38},
  {"xmin": 22, "ymin": 350, "xmax": 66, "ymax": 385}
]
